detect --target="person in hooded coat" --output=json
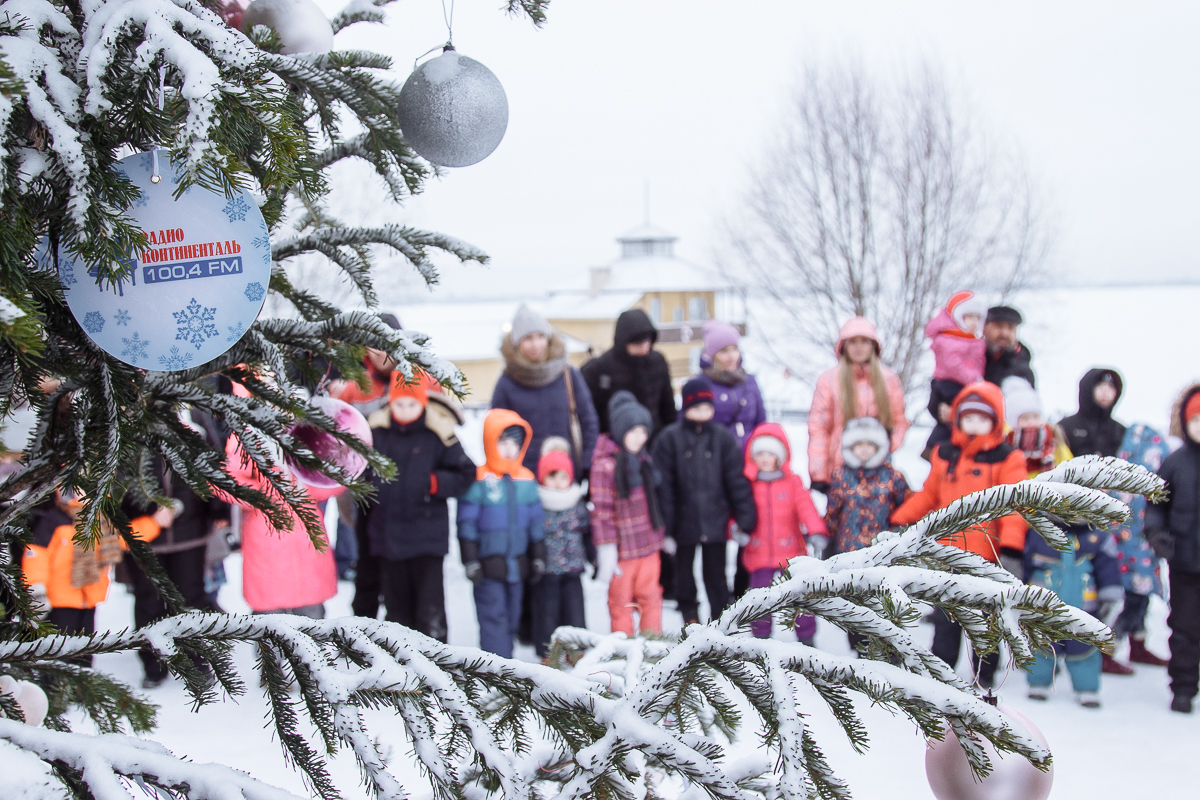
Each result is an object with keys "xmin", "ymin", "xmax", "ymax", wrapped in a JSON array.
[
  {"xmin": 653, "ymin": 378, "xmax": 758, "ymax": 624},
  {"xmin": 457, "ymin": 409, "xmax": 546, "ymax": 658},
  {"xmin": 807, "ymin": 317, "xmax": 909, "ymax": 493},
  {"xmin": 1059, "ymin": 368, "xmax": 1126, "ymax": 458},
  {"xmin": 491, "ymin": 304, "xmax": 599, "ymax": 478},
  {"xmin": 891, "ymin": 382, "xmax": 1027, "ymax": 688},
  {"xmin": 1145, "ymin": 384, "xmax": 1200, "ymax": 713},
  {"xmin": 581, "ymin": 309, "xmax": 678, "ymax": 441}
]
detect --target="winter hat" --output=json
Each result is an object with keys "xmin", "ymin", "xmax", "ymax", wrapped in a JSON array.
[
  {"xmin": 379, "ymin": 312, "xmax": 401, "ymax": 330},
  {"xmin": 608, "ymin": 390, "xmax": 652, "ymax": 445},
  {"xmin": 540, "ymin": 435, "xmax": 572, "ymax": 457},
  {"xmin": 750, "ymin": 434, "xmax": 788, "ymax": 466},
  {"xmin": 509, "ymin": 304, "xmax": 552, "ymax": 345},
  {"xmin": 834, "ymin": 316, "xmax": 881, "ymax": 358},
  {"xmin": 947, "ymin": 291, "xmax": 988, "ymax": 334},
  {"xmin": 701, "ymin": 320, "xmax": 741, "ymax": 361},
  {"xmin": 986, "ymin": 306, "xmax": 1023, "ymax": 326},
  {"xmin": 388, "ymin": 370, "xmax": 429, "ymax": 407},
  {"xmin": 1002, "ymin": 377, "xmax": 1042, "ymax": 429},
  {"xmin": 680, "ymin": 376, "xmax": 715, "ymax": 413},
  {"xmin": 1186, "ymin": 393, "xmax": 1200, "ymax": 425},
  {"xmin": 956, "ymin": 391, "xmax": 998, "ymax": 424},
  {"xmin": 499, "ymin": 425, "xmax": 527, "ymax": 448},
  {"xmin": 841, "ymin": 416, "xmax": 890, "ymax": 469},
  {"xmin": 537, "ymin": 449, "xmax": 575, "ymax": 484}
]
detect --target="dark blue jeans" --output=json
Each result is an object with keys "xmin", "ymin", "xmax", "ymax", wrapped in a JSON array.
[
  {"xmin": 532, "ymin": 572, "xmax": 585, "ymax": 657},
  {"xmin": 474, "ymin": 579, "xmax": 523, "ymax": 658}
]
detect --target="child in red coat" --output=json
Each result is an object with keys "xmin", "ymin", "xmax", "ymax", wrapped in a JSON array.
[{"xmin": 741, "ymin": 423, "xmax": 827, "ymax": 643}]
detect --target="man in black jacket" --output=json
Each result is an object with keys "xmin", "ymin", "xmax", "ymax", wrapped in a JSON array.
[
  {"xmin": 983, "ymin": 306, "xmax": 1036, "ymax": 387},
  {"xmin": 1146, "ymin": 384, "xmax": 1200, "ymax": 714},
  {"xmin": 582, "ymin": 309, "xmax": 678, "ymax": 442},
  {"xmin": 653, "ymin": 378, "xmax": 757, "ymax": 624},
  {"xmin": 355, "ymin": 374, "xmax": 477, "ymax": 641},
  {"xmin": 1059, "ymin": 368, "xmax": 1126, "ymax": 458}
]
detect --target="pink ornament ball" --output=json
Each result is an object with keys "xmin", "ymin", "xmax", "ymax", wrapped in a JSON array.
[
  {"xmin": 288, "ymin": 396, "xmax": 372, "ymax": 489},
  {"xmin": 925, "ymin": 706, "xmax": 1053, "ymax": 800}
]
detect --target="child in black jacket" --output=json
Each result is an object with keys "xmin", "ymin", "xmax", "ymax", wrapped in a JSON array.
[
  {"xmin": 652, "ymin": 377, "xmax": 757, "ymax": 624},
  {"xmin": 359, "ymin": 373, "xmax": 477, "ymax": 641},
  {"xmin": 1145, "ymin": 384, "xmax": 1200, "ymax": 714}
]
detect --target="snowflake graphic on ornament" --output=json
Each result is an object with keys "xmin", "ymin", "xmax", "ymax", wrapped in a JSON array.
[
  {"xmin": 244, "ymin": 282, "xmax": 265, "ymax": 303},
  {"xmin": 81, "ymin": 311, "xmax": 105, "ymax": 334},
  {"xmin": 172, "ymin": 298, "xmax": 219, "ymax": 350},
  {"xmin": 223, "ymin": 194, "xmax": 250, "ymax": 222},
  {"xmin": 115, "ymin": 309, "xmax": 131, "ymax": 326},
  {"xmin": 120, "ymin": 332, "xmax": 149, "ymax": 361},
  {"xmin": 59, "ymin": 258, "xmax": 78, "ymax": 287},
  {"xmin": 157, "ymin": 346, "xmax": 193, "ymax": 371},
  {"xmin": 226, "ymin": 321, "xmax": 246, "ymax": 342}
]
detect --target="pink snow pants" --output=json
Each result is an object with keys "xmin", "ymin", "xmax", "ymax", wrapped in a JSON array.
[{"xmin": 609, "ymin": 553, "xmax": 663, "ymax": 636}]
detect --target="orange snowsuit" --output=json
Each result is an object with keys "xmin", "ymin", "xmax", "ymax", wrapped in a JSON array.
[
  {"xmin": 891, "ymin": 382, "xmax": 1028, "ymax": 560},
  {"xmin": 23, "ymin": 506, "xmax": 162, "ymax": 610}
]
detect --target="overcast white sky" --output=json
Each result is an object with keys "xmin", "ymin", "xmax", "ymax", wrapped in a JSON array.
[{"xmin": 321, "ymin": 0, "xmax": 1200, "ymax": 301}]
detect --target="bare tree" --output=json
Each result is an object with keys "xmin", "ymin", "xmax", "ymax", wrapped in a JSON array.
[{"xmin": 723, "ymin": 60, "xmax": 1055, "ymax": 396}]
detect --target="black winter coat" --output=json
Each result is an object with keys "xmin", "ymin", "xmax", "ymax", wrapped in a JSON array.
[
  {"xmin": 1146, "ymin": 386, "xmax": 1200, "ymax": 574},
  {"xmin": 652, "ymin": 419, "xmax": 757, "ymax": 546},
  {"xmin": 363, "ymin": 412, "xmax": 477, "ymax": 562},
  {"xmin": 984, "ymin": 342, "xmax": 1036, "ymax": 387},
  {"xmin": 582, "ymin": 309, "xmax": 678, "ymax": 440},
  {"xmin": 1059, "ymin": 368, "xmax": 1126, "ymax": 458}
]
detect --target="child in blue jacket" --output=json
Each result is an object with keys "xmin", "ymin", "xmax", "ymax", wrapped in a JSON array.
[{"xmin": 458, "ymin": 409, "xmax": 546, "ymax": 658}]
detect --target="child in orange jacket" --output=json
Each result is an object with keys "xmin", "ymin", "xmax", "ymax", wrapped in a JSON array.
[
  {"xmin": 891, "ymin": 381, "xmax": 1027, "ymax": 687},
  {"xmin": 23, "ymin": 489, "xmax": 166, "ymax": 664}
]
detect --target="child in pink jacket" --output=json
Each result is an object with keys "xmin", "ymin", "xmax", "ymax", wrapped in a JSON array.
[
  {"xmin": 924, "ymin": 290, "xmax": 988, "ymax": 453},
  {"xmin": 741, "ymin": 423, "xmax": 827, "ymax": 644}
]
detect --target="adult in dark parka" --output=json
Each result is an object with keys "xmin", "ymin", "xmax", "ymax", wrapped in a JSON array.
[
  {"xmin": 1059, "ymin": 368, "xmax": 1126, "ymax": 458},
  {"xmin": 1145, "ymin": 384, "xmax": 1200, "ymax": 713},
  {"xmin": 653, "ymin": 377, "xmax": 757, "ymax": 624},
  {"xmin": 582, "ymin": 309, "xmax": 678, "ymax": 441},
  {"xmin": 982, "ymin": 306, "xmax": 1036, "ymax": 387}
]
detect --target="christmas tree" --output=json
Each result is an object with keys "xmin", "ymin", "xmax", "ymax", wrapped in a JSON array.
[{"xmin": 0, "ymin": 2, "xmax": 1168, "ymax": 798}]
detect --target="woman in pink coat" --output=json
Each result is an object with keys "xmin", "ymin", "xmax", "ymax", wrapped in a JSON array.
[
  {"xmin": 806, "ymin": 317, "xmax": 909, "ymax": 493},
  {"xmin": 226, "ymin": 435, "xmax": 344, "ymax": 617}
]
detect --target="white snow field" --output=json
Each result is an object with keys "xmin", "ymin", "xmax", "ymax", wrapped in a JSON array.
[{"xmin": 82, "ymin": 282, "xmax": 1200, "ymax": 798}]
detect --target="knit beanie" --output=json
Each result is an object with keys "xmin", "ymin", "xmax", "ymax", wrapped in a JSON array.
[
  {"xmin": 680, "ymin": 376, "xmax": 715, "ymax": 414},
  {"xmin": 1002, "ymin": 377, "xmax": 1042, "ymax": 429},
  {"xmin": 956, "ymin": 392, "xmax": 997, "ymax": 424},
  {"xmin": 388, "ymin": 370, "xmax": 429, "ymax": 407},
  {"xmin": 1186, "ymin": 393, "xmax": 1200, "ymax": 425},
  {"xmin": 608, "ymin": 390, "xmax": 652, "ymax": 446},
  {"xmin": 749, "ymin": 435, "xmax": 787, "ymax": 466},
  {"xmin": 509, "ymin": 303, "xmax": 552, "ymax": 344},
  {"xmin": 537, "ymin": 449, "xmax": 575, "ymax": 484},
  {"xmin": 701, "ymin": 320, "xmax": 741, "ymax": 361},
  {"xmin": 499, "ymin": 425, "xmax": 527, "ymax": 448}
]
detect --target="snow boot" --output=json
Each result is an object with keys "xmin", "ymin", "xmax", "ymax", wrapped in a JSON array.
[
  {"xmin": 1076, "ymin": 691, "xmax": 1101, "ymax": 709},
  {"xmin": 1101, "ymin": 652, "xmax": 1135, "ymax": 676},
  {"xmin": 1128, "ymin": 637, "xmax": 1169, "ymax": 667},
  {"xmin": 1171, "ymin": 695, "xmax": 1193, "ymax": 714},
  {"xmin": 1027, "ymin": 686, "xmax": 1050, "ymax": 701}
]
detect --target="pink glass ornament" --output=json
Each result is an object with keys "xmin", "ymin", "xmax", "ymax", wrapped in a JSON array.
[
  {"xmin": 287, "ymin": 396, "xmax": 372, "ymax": 489},
  {"xmin": 925, "ymin": 705, "xmax": 1053, "ymax": 800}
]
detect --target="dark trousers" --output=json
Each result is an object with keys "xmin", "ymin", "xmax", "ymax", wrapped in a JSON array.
[
  {"xmin": 130, "ymin": 546, "xmax": 209, "ymax": 681},
  {"xmin": 675, "ymin": 542, "xmax": 729, "ymax": 624},
  {"xmin": 1168, "ymin": 569, "xmax": 1200, "ymax": 700},
  {"xmin": 732, "ymin": 546, "xmax": 750, "ymax": 600},
  {"xmin": 351, "ymin": 523, "xmax": 382, "ymax": 619},
  {"xmin": 1114, "ymin": 591, "xmax": 1151, "ymax": 638},
  {"xmin": 930, "ymin": 607, "xmax": 999, "ymax": 688},
  {"xmin": 47, "ymin": 607, "xmax": 95, "ymax": 667},
  {"xmin": 532, "ymin": 572, "xmax": 586, "ymax": 657},
  {"xmin": 659, "ymin": 550, "xmax": 676, "ymax": 600},
  {"xmin": 474, "ymin": 579, "xmax": 523, "ymax": 658},
  {"xmin": 380, "ymin": 555, "xmax": 447, "ymax": 643}
]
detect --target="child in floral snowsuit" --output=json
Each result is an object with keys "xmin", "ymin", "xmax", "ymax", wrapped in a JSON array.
[
  {"xmin": 531, "ymin": 444, "xmax": 591, "ymax": 658},
  {"xmin": 824, "ymin": 417, "xmax": 910, "ymax": 556}
]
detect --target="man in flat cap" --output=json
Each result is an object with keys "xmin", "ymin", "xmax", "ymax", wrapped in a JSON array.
[{"xmin": 983, "ymin": 306, "xmax": 1036, "ymax": 387}]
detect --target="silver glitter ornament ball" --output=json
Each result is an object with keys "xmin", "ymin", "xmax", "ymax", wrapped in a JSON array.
[{"xmin": 397, "ymin": 48, "xmax": 509, "ymax": 168}]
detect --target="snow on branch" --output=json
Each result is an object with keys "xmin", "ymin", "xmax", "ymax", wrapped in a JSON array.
[{"xmin": 0, "ymin": 458, "xmax": 1157, "ymax": 799}]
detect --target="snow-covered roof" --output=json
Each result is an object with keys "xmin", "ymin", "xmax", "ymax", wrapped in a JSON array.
[
  {"xmin": 616, "ymin": 223, "xmax": 677, "ymax": 243},
  {"xmin": 540, "ymin": 290, "xmax": 644, "ymax": 320},
  {"xmin": 391, "ymin": 300, "xmax": 592, "ymax": 361},
  {"xmin": 604, "ymin": 255, "xmax": 733, "ymax": 293}
]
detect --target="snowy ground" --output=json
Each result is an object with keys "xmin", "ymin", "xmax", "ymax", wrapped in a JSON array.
[{"xmin": 82, "ymin": 420, "xmax": 1200, "ymax": 799}]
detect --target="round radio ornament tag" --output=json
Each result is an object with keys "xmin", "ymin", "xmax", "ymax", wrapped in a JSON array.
[{"xmin": 44, "ymin": 152, "xmax": 272, "ymax": 372}]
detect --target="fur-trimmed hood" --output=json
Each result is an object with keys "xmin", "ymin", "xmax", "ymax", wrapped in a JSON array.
[{"xmin": 500, "ymin": 331, "xmax": 570, "ymax": 388}]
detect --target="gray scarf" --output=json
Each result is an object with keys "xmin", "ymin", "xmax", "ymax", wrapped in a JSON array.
[{"xmin": 501, "ymin": 333, "xmax": 570, "ymax": 388}]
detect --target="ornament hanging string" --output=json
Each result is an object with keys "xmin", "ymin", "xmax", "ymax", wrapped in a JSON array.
[
  {"xmin": 150, "ymin": 65, "xmax": 165, "ymax": 184},
  {"xmin": 412, "ymin": 0, "xmax": 456, "ymax": 69}
]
